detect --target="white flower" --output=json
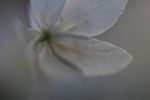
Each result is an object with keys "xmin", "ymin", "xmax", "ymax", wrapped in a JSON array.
[{"xmin": 14, "ymin": 0, "xmax": 132, "ymax": 83}]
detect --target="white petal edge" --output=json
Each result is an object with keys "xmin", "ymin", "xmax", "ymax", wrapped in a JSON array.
[
  {"xmin": 49, "ymin": 33, "xmax": 133, "ymax": 76},
  {"xmin": 30, "ymin": 0, "xmax": 67, "ymax": 30},
  {"xmin": 28, "ymin": 4, "xmax": 41, "ymax": 31},
  {"xmin": 54, "ymin": 0, "xmax": 128, "ymax": 37}
]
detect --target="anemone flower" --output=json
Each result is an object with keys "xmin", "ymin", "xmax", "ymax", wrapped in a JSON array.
[{"xmin": 14, "ymin": 0, "xmax": 132, "ymax": 84}]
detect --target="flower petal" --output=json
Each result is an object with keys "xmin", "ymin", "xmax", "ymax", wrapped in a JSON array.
[
  {"xmin": 29, "ymin": 6, "xmax": 41, "ymax": 31},
  {"xmin": 38, "ymin": 43, "xmax": 85, "ymax": 83},
  {"xmin": 49, "ymin": 33, "xmax": 132, "ymax": 76},
  {"xmin": 26, "ymin": 36, "xmax": 44, "ymax": 84},
  {"xmin": 55, "ymin": 0, "xmax": 128, "ymax": 36},
  {"xmin": 30, "ymin": 0, "xmax": 67, "ymax": 30},
  {"xmin": 14, "ymin": 19, "xmax": 39, "ymax": 47}
]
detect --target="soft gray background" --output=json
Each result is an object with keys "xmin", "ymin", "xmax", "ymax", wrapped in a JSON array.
[{"xmin": 0, "ymin": 0, "xmax": 150, "ymax": 100}]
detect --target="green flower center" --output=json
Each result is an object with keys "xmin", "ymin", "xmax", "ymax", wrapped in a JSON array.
[
  {"xmin": 42, "ymin": 30, "xmax": 51, "ymax": 40},
  {"xmin": 37, "ymin": 30, "xmax": 51, "ymax": 43}
]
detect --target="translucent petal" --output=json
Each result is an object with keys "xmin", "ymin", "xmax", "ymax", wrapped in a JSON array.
[
  {"xmin": 13, "ymin": 20, "xmax": 43, "ymax": 79},
  {"xmin": 28, "ymin": 5, "xmax": 40, "ymax": 31},
  {"xmin": 26, "ymin": 36, "xmax": 44, "ymax": 83},
  {"xmin": 49, "ymin": 33, "xmax": 132, "ymax": 76},
  {"xmin": 14, "ymin": 19, "xmax": 39, "ymax": 47},
  {"xmin": 30, "ymin": 0, "xmax": 67, "ymax": 30},
  {"xmin": 38, "ymin": 43, "xmax": 85, "ymax": 83},
  {"xmin": 0, "ymin": 20, "xmax": 39, "ymax": 86},
  {"xmin": 54, "ymin": 0, "xmax": 128, "ymax": 36}
]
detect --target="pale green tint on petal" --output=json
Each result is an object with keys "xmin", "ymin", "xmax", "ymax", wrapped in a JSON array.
[
  {"xmin": 55, "ymin": 0, "xmax": 128, "ymax": 37},
  {"xmin": 50, "ymin": 33, "xmax": 132, "ymax": 76},
  {"xmin": 30, "ymin": 0, "xmax": 66, "ymax": 30},
  {"xmin": 38, "ymin": 43, "xmax": 85, "ymax": 83},
  {"xmin": 14, "ymin": 19, "xmax": 39, "ymax": 47}
]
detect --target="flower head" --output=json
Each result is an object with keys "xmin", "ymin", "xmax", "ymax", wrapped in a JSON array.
[{"xmin": 15, "ymin": 0, "xmax": 132, "ymax": 82}]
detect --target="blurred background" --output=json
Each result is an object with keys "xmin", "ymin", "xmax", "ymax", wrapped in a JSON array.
[{"xmin": 0, "ymin": 0, "xmax": 150, "ymax": 100}]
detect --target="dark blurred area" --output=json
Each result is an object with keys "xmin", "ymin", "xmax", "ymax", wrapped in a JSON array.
[{"xmin": 0, "ymin": 0, "xmax": 150, "ymax": 100}]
